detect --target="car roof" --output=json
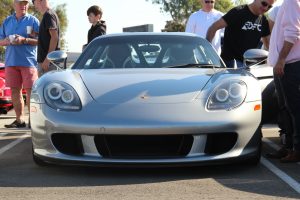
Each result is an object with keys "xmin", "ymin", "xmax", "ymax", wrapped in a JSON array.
[{"xmin": 94, "ymin": 32, "xmax": 200, "ymax": 40}]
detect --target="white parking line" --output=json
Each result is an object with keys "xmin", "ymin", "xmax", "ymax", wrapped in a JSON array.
[
  {"xmin": 0, "ymin": 133, "xmax": 30, "ymax": 156},
  {"xmin": 0, "ymin": 132, "xmax": 9, "ymax": 137},
  {"xmin": 261, "ymin": 157, "xmax": 300, "ymax": 194},
  {"xmin": 262, "ymin": 137, "xmax": 300, "ymax": 194}
]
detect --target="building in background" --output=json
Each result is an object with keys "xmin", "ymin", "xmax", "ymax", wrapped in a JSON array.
[{"xmin": 123, "ymin": 24, "xmax": 153, "ymax": 32}]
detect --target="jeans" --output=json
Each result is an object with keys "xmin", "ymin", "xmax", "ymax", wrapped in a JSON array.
[
  {"xmin": 273, "ymin": 74, "xmax": 293, "ymax": 148},
  {"xmin": 224, "ymin": 59, "xmax": 244, "ymax": 68},
  {"xmin": 282, "ymin": 60, "xmax": 300, "ymax": 151}
]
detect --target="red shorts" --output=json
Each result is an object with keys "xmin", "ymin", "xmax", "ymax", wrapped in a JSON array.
[{"xmin": 5, "ymin": 66, "xmax": 38, "ymax": 89}]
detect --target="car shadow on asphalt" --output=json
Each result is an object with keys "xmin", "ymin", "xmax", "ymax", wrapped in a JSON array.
[
  {"xmin": 0, "ymin": 120, "xmax": 298, "ymax": 198},
  {"xmin": 0, "ymin": 138, "xmax": 299, "ymax": 199}
]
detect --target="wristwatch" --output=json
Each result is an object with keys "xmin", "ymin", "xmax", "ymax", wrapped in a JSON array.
[{"xmin": 23, "ymin": 38, "xmax": 29, "ymax": 44}]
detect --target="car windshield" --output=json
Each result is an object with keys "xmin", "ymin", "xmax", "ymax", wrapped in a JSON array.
[{"xmin": 72, "ymin": 34, "xmax": 225, "ymax": 69}]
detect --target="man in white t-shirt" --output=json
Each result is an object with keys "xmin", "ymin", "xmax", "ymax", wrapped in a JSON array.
[{"xmin": 185, "ymin": 0, "xmax": 223, "ymax": 54}]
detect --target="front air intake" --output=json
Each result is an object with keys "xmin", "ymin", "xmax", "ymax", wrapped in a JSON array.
[{"xmin": 94, "ymin": 134, "xmax": 193, "ymax": 159}]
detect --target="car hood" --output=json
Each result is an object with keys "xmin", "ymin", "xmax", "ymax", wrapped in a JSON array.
[
  {"xmin": 249, "ymin": 64, "xmax": 273, "ymax": 79},
  {"xmin": 79, "ymin": 69, "xmax": 215, "ymax": 104}
]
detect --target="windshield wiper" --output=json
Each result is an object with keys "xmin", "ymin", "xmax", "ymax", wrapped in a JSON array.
[{"xmin": 166, "ymin": 63, "xmax": 221, "ymax": 68}]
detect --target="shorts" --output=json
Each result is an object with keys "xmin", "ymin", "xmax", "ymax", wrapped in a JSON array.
[{"xmin": 5, "ymin": 66, "xmax": 38, "ymax": 89}]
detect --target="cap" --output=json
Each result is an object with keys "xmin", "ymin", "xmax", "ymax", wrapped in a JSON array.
[{"xmin": 15, "ymin": 0, "xmax": 29, "ymax": 2}]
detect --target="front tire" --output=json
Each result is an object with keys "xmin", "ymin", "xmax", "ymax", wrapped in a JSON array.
[
  {"xmin": 241, "ymin": 126, "xmax": 262, "ymax": 165},
  {"xmin": 244, "ymin": 143, "xmax": 261, "ymax": 165},
  {"xmin": 261, "ymin": 80, "xmax": 278, "ymax": 124}
]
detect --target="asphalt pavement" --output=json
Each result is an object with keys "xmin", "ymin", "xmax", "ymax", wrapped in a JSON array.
[{"xmin": 1, "ymin": 108, "xmax": 300, "ymax": 199}]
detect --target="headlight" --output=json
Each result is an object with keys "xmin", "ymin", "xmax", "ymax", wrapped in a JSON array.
[
  {"xmin": 47, "ymin": 83, "xmax": 63, "ymax": 100},
  {"xmin": 44, "ymin": 82, "xmax": 81, "ymax": 111},
  {"xmin": 207, "ymin": 80, "xmax": 247, "ymax": 110}
]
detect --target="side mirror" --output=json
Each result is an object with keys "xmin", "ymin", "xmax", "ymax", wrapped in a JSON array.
[
  {"xmin": 243, "ymin": 49, "xmax": 268, "ymax": 68},
  {"xmin": 47, "ymin": 50, "xmax": 68, "ymax": 69}
]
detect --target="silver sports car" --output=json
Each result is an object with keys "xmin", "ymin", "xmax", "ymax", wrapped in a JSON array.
[{"xmin": 30, "ymin": 32, "xmax": 263, "ymax": 167}]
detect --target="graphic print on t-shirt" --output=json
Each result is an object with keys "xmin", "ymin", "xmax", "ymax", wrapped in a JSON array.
[
  {"xmin": 242, "ymin": 21, "xmax": 262, "ymax": 31},
  {"xmin": 241, "ymin": 16, "xmax": 262, "ymax": 31}
]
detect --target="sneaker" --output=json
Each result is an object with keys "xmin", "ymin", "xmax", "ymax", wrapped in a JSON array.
[{"xmin": 4, "ymin": 120, "xmax": 26, "ymax": 128}]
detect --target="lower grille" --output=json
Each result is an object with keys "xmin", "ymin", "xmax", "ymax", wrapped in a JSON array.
[
  {"xmin": 94, "ymin": 135, "xmax": 193, "ymax": 159},
  {"xmin": 204, "ymin": 132, "xmax": 237, "ymax": 155},
  {"xmin": 51, "ymin": 132, "xmax": 237, "ymax": 158},
  {"xmin": 51, "ymin": 134, "xmax": 84, "ymax": 156}
]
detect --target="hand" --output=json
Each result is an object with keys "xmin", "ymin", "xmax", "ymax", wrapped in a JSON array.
[
  {"xmin": 41, "ymin": 59, "xmax": 50, "ymax": 72},
  {"xmin": 4, "ymin": 37, "xmax": 11, "ymax": 46},
  {"xmin": 273, "ymin": 59, "xmax": 285, "ymax": 76},
  {"xmin": 12, "ymin": 35, "xmax": 25, "ymax": 45}
]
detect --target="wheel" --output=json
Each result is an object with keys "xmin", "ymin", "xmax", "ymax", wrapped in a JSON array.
[
  {"xmin": 261, "ymin": 80, "xmax": 278, "ymax": 124},
  {"xmin": 241, "ymin": 127, "xmax": 262, "ymax": 166},
  {"xmin": 244, "ymin": 144, "xmax": 261, "ymax": 165}
]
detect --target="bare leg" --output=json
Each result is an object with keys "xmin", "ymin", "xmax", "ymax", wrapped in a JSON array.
[{"xmin": 11, "ymin": 87, "xmax": 24, "ymax": 123}]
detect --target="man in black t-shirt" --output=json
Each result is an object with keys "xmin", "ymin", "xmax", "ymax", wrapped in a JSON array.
[
  {"xmin": 206, "ymin": 0, "xmax": 275, "ymax": 68},
  {"xmin": 33, "ymin": 0, "xmax": 60, "ymax": 76}
]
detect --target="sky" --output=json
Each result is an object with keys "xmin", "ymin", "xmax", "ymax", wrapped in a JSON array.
[
  {"xmin": 57, "ymin": 0, "xmax": 283, "ymax": 53},
  {"xmin": 58, "ymin": 0, "xmax": 172, "ymax": 52}
]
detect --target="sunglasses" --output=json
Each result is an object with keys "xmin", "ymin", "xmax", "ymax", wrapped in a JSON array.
[
  {"xmin": 261, "ymin": 1, "xmax": 273, "ymax": 10},
  {"xmin": 205, "ymin": 1, "xmax": 215, "ymax": 3}
]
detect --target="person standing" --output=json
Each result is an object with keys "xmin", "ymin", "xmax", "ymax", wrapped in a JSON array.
[
  {"xmin": 267, "ymin": 0, "xmax": 300, "ymax": 163},
  {"xmin": 268, "ymin": 3, "xmax": 282, "ymax": 31},
  {"xmin": 206, "ymin": 0, "xmax": 275, "ymax": 68},
  {"xmin": 0, "ymin": 0, "xmax": 39, "ymax": 128},
  {"xmin": 32, "ymin": 0, "xmax": 60, "ymax": 76},
  {"xmin": 86, "ymin": 5, "xmax": 106, "ymax": 44},
  {"xmin": 185, "ymin": 0, "xmax": 223, "ymax": 54},
  {"xmin": 82, "ymin": 5, "xmax": 106, "ymax": 50},
  {"xmin": 264, "ymin": 2, "xmax": 291, "ymax": 153}
]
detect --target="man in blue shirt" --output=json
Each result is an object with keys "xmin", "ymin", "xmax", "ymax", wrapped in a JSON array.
[{"xmin": 0, "ymin": 0, "xmax": 39, "ymax": 128}]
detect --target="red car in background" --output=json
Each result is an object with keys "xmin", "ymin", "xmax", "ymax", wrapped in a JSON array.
[{"xmin": 0, "ymin": 62, "xmax": 13, "ymax": 114}]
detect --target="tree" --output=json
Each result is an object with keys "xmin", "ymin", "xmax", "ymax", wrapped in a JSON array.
[
  {"xmin": 163, "ymin": 20, "xmax": 185, "ymax": 32},
  {"xmin": 30, "ymin": 3, "xmax": 68, "ymax": 50},
  {"xmin": 233, "ymin": 0, "xmax": 248, "ymax": 6},
  {"xmin": 51, "ymin": 4, "xmax": 68, "ymax": 49},
  {"xmin": 0, "ymin": 0, "xmax": 14, "ymax": 23},
  {"xmin": 0, "ymin": 0, "xmax": 14, "ymax": 58},
  {"xmin": 146, "ymin": 0, "xmax": 234, "ymax": 32}
]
